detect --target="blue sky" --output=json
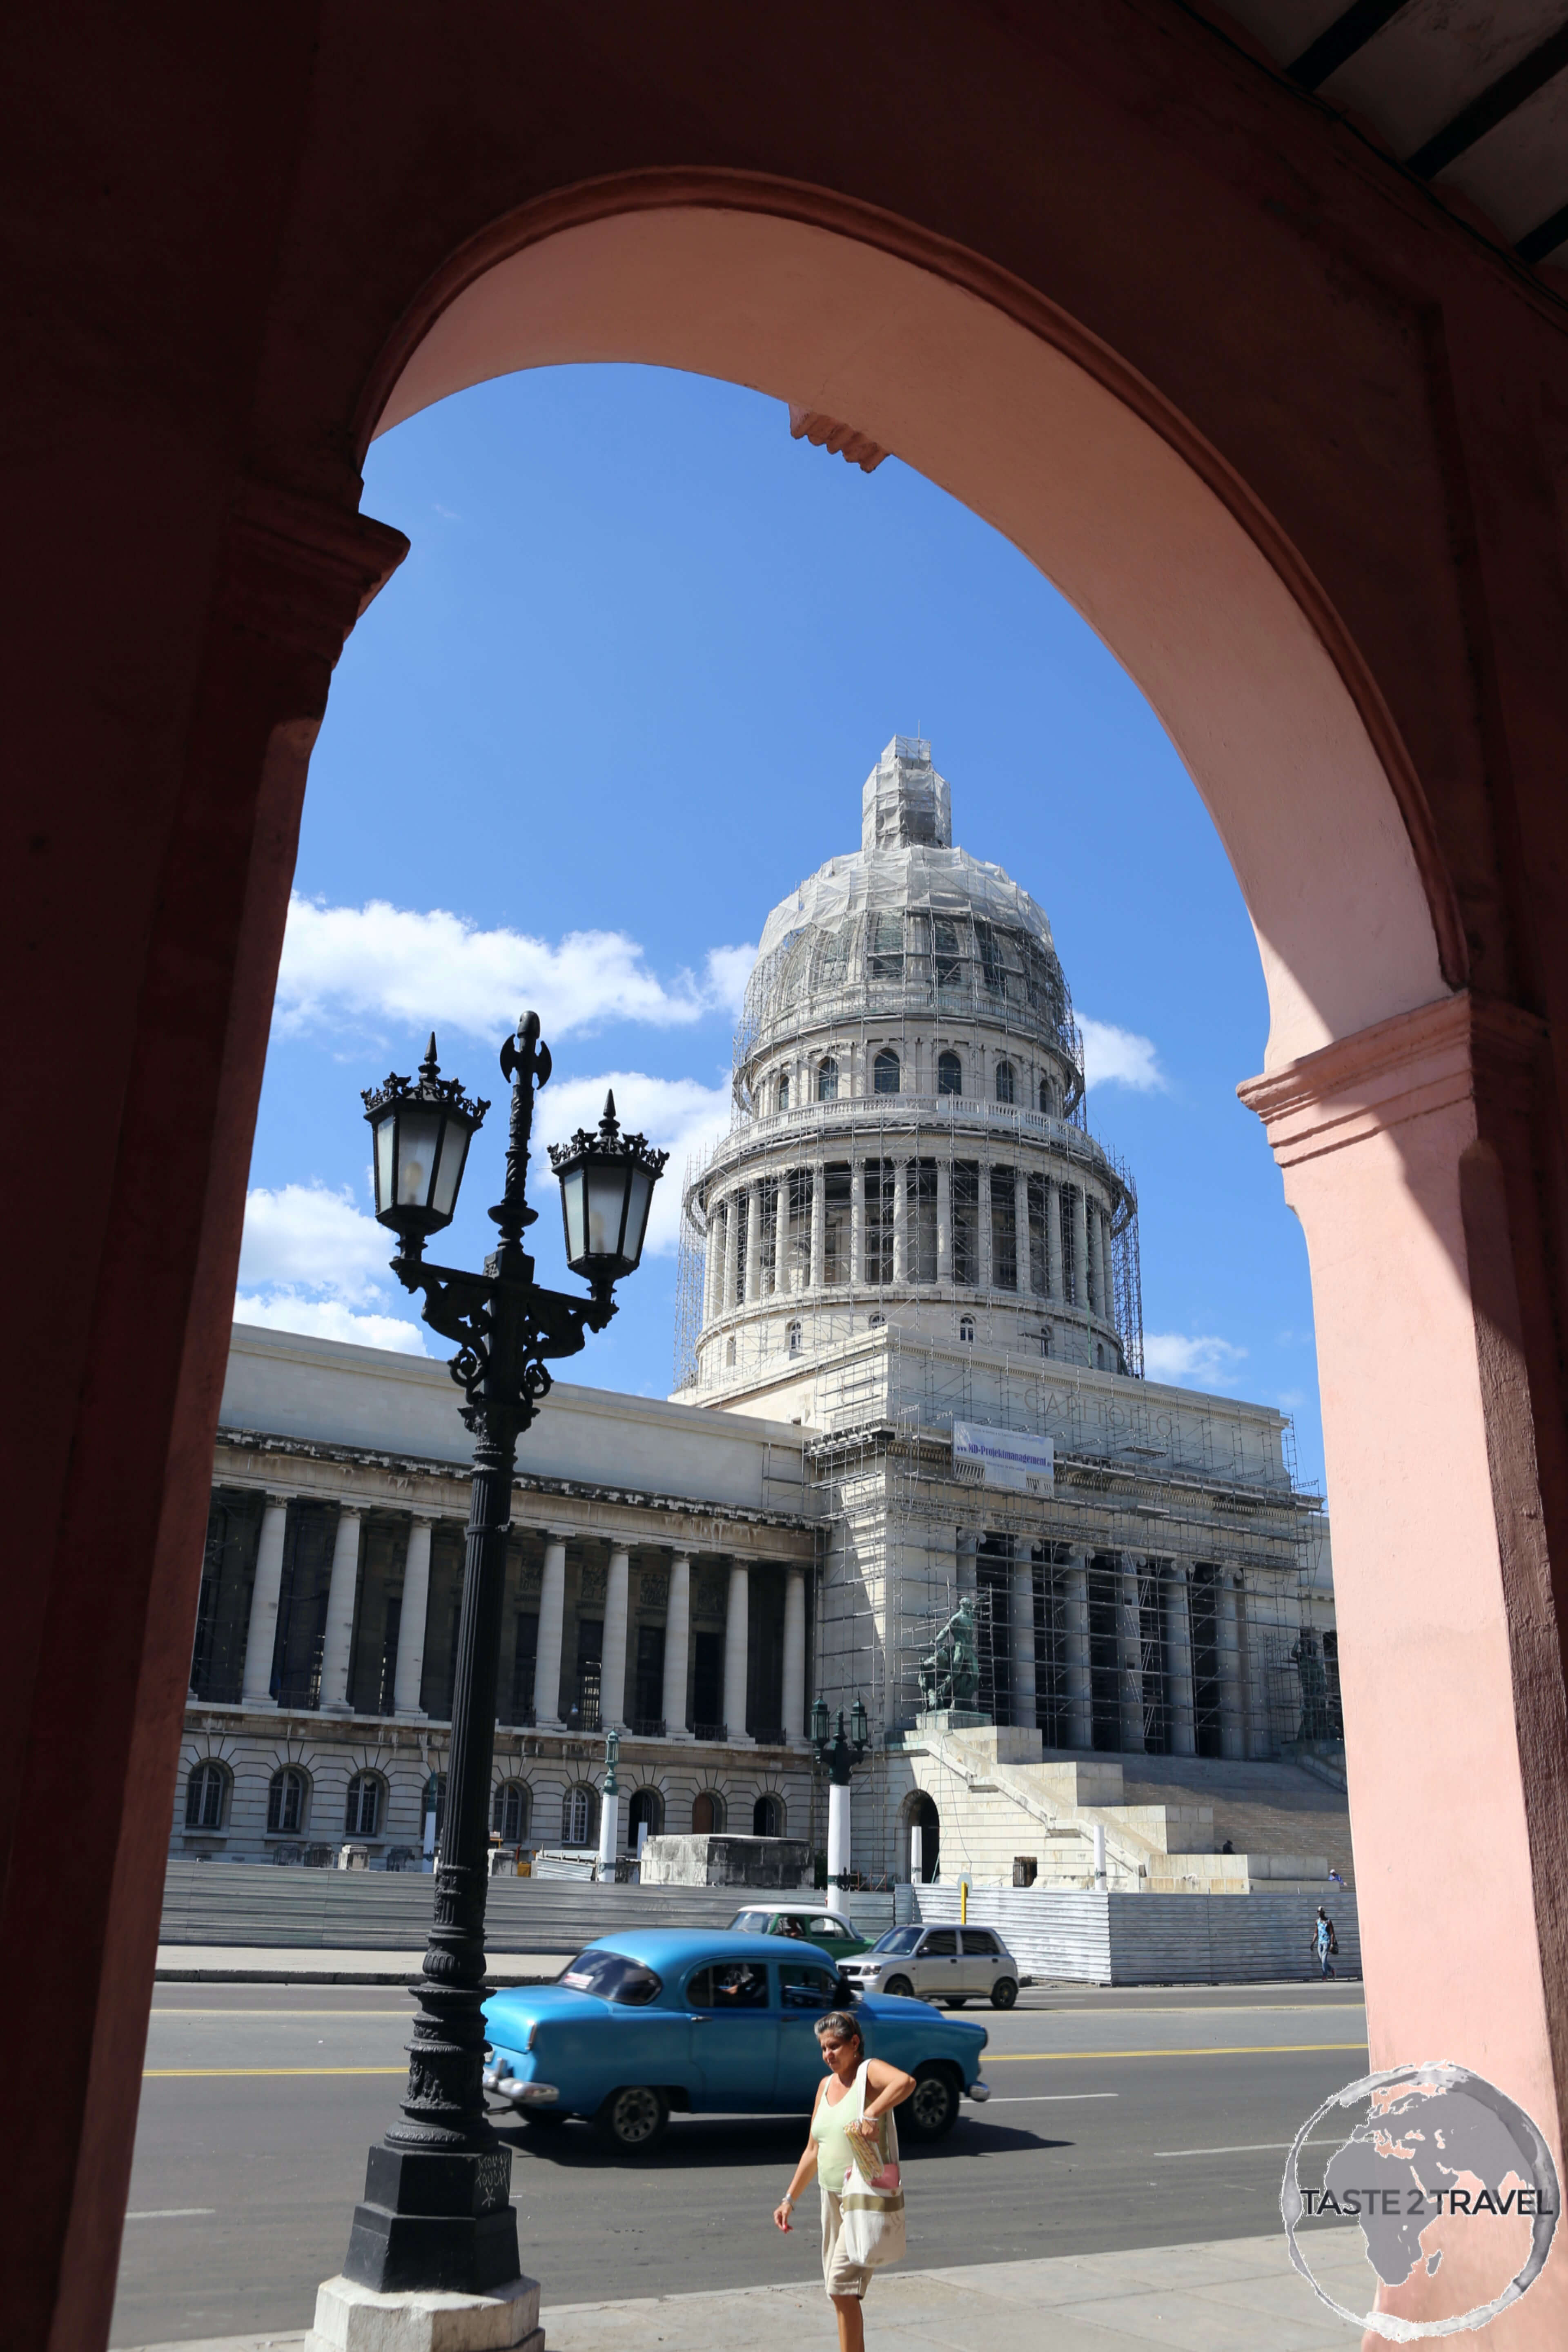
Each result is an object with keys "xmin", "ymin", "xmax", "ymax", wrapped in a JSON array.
[{"xmin": 240, "ymin": 363, "xmax": 1325, "ymax": 1493}]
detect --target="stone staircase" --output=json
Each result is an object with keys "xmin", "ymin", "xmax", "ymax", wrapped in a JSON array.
[{"xmin": 894, "ymin": 1724, "xmax": 1351, "ymax": 1893}]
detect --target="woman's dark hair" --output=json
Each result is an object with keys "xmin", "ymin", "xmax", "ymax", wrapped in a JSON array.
[{"xmin": 815, "ymin": 2009, "xmax": 863, "ymax": 2050}]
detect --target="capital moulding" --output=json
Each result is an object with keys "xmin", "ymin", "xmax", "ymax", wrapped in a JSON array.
[
  {"xmin": 216, "ymin": 477, "xmax": 409, "ymax": 665},
  {"xmin": 1236, "ymin": 991, "xmax": 1549, "ymax": 1169}
]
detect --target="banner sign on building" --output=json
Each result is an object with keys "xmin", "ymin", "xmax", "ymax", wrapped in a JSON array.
[{"xmin": 952, "ymin": 1423, "xmax": 1055, "ymax": 1494}]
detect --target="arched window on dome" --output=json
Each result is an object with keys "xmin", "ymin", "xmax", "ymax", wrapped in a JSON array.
[
  {"xmin": 726, "ymin": 1336, "xmax": 737, "ymax": 1367},
  {"xmin": 817, "ymin": 1057, "xmax": 838, "ymax": 1102},
  {"xmin": 776, "ymin": 1070, "xmax": 790, "ymax": 1113},
  {"xmin": 873, "ymin": 1048, "xmax": 900, "ymax": 1096},
  {"xmin": 937, "ymin": 1050, "xmax": 962, "ymax": 1097},
  {"xmin": 995, "ymin": 1059, "xmax": 1016, "ymax": 1105},
  {"xmin": 1038, "ymin": 1075, "xmax": 1052, "ymax": 1115},
  {"xmin": 786, "ymin": 1319, "xmax": 803, "ymax": 1356},
  {"xmin": 959, "ymin": 1315, "xmax": 976, "ymax": 1345}
]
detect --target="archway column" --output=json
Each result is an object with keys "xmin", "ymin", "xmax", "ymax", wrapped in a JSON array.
[{"xmin": 1241, "ymin": 991, "xmax": 1568, "ymax": 2343}]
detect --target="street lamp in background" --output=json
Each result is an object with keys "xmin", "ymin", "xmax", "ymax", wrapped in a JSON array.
[
  {"xmin": 597, "ymin": 1728, "xmax": 621, "ymax": 1880},
  {"xmin": 329, "ymin": 1016, "xmax": 664, "ymax": 2325},
  {"xmin": 812, "ymin": 1694, "xmax": 870, "ymax": 1889}
]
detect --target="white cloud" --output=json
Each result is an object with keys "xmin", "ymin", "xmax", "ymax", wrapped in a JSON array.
[
  {"xmin": 274, "ymin": 893, "xmax": 755, "ymax": 1044},
  {"xmin": 1078, "ymin": 1016, "xmax": 1166, "ymax": 1092},
  {"xmin": 238, "ymin": 1180, "xmax": 391, "ymax": 1305},
  {"xmin": 1143, "ymin": 1331, "xmax": 1249, "ymax": 1390},
  {"xmin": 538, "ymin": 1072, "xmax": 732, "ymax": 1255},
  {"xmin": 234, "ymin": 1292, "xmax": 429, "ymax": 1355}
]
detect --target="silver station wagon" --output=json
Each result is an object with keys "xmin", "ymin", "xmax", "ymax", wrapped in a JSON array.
[{"xmin": 839, "ymin": 1922, "xmax": 1022, "ymax": 2008}]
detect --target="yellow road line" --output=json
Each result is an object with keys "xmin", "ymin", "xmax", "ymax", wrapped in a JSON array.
[
  {"xmin": 987, "ymin": 2042, "xmax": 1368, "ymax": 2062},
  {"xmin": 144, "ymin": 2066, "xmax": 408, "ymax": 2078}
]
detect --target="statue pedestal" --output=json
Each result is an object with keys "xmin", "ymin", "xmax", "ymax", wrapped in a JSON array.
[{"xmin": 915, "ymin": 1710, "xmax": 991, "ymax": 1733}]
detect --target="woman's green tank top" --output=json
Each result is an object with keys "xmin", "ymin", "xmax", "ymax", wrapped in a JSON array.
[{"xmin": 811, "ymin": 2063, "xmax": 864, "ymax": 2192}]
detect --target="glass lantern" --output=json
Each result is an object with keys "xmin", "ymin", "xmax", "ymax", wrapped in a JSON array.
[
  {"xmin": 361, "ymin": 1035, "xmax": 489, "ymax": 1252},
  {"xmin": 548, "ymin": 1091, "xmax": 668, "ymax": 1291}
]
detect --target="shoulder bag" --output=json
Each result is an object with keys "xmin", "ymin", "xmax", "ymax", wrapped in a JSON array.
[{"xmin": 838, "ymin": 2062, "xmax": 906, "ymax": 2270}]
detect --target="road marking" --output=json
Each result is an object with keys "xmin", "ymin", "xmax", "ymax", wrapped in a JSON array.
[
  {"xmin": 124, "ymin": 2208, "xmax": 216, "ymax": 2219},
  {"xmin": 978, "ymin": 2092, "xmax": 1120, "ymax": 2103},
  {"xmin": 149, "ymin": 2007, "xmax": 410, "ymax": 2018},
  {"xmin": 1152, "ymin": 2138, "xmax": 1344, "ymax": 2158},
  {"xmin": 987, "ymin": 2042, "xmax": 1368, "ymax": 2061},
  {"xmin": 143, "ymin": 2066, "xmax": 407, "ymax": 2078}
]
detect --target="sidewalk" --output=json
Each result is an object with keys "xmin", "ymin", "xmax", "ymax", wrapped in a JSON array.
[
  {"xmin": 116, "ymin": 2228, "xmax": 1376, "ymax": 2351},
  {"xmin": 154, "ymin": 1946, "xmax": 573, "ymax": 1984}
]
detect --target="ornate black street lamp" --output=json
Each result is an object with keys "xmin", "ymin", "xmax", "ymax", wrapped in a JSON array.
[
  {"xmin": 812, "ymin": 1694, "xmax": 870, "ymax": 1889},
  {"xmin": 342, "ymin": 1017, "xmax": 664, "ymax": 2295}
]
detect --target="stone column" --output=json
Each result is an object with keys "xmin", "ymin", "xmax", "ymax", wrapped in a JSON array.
[
  {"xmin": 722, "ymin": 1561, "xmax": 753, "ymax": 1743},
  {"xmin": 1101, "ymin": 1206, "xmax": 1116, "ymax": 1312},
  {"xmin": 1217, "ymin": 1575, "xmax": 1244, "ymax": 1758},
  {"xmin": 392, "ymin": 1514, "xmax": 433, "ymax": 1717},
  {"xmin": 662, "ymin": 1553, "xmax": 693, "ymax": 1738},
  {"xmin": 1010, "ymin": 1544, "xmax": 1037, "ymax": 1729},
  {"xmin": 704, "ymin": 1199, "xmax": 724, "ymax": 1323},
  {"xmin": 744, "ymin": 1178, "xmax": 763, "ymax": 1303},
  {"xmin": 849, "ymin": 1156, "xmax": 864, "ymax": 1287},
  {"xmin": 809, "ymin": 1161, "xmax": 826, "ymax": 1288},
  {"xmin": 1164, "ymin": 1564, "xmax": 1196, "ymax": 1756},
  {"xmin": 722, "ymin": 1192, "xmax": 739, "ymax": 1312},
  {"xmin": 1117, "ymin": 1556, "xmax": 1146, "ymax": 1753},
  {"xmin": 936, "ymin": 1156, "xmax": 953, "ymax": 1283},
  {"xmin": 1062, "ymin": 1556, "xmax": 1092, "ymax": 1747},
  {"xmin": 1046, "ymin": 1174, "xmax": 1064, "ymax": 1300},
  {"xmin": 317, "ymin": 1506, "xmax": 362, "ymax": 1715},
  {"xmin": 774, "ymin": 1171, "xmax": 791, "ymax": 1296},
  {"xmin": 782, "ymin": 1566, "xmax": 807, "ymax": 1743},
  {"xmin": 602, "ymin": 1544, "xmax": 630, "ymax": 1730},
  {"xmin": 1085, "ymin": 1196, "xmax": 1101, "ymax": 1315},
  {"xmin": 239, "ymin": 1492, "xmax": 291, "ymax": 1706},
  {"xmin": 892, "ymin": 1158, "xmax": 909, "ymax": 1285},
  {"xmin": 1072, "ymin": 1184, "xmax": 1088, "ymax": 1312},
  {"xmin": 532, "ymin": 1532, "xmax": 568, "ymax": 1730},
  {"xmin": 977, "ymin": 1161, "xmax": 993, "ymax": 1291},
  {"xmin": 1015, "ymin": 1163, "xmax": 1033, "ymax": 1294}
]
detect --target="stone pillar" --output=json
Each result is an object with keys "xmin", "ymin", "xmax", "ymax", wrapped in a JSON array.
[
  {"xmin": 602, "ymin": 1544, "xmax": 630, "ymax": 1731},
  {"xmin": 722, "ymin": 1192, "xmax": 739, "ymax": 1312},
  {"xmin": 1046, "ymin": 1174, "xmax": 1064, "ymax": 1300},
  {"xmin": 239, "ymin": 1492, "xmax": 291, "ymax": 1707},
  {"xmin": 978, "ymin": 1161, "xmax": 993, "ymax": 1290},
  {"xmin": 892, "ymin": 1158, "xmax": 909, "ymax": 1285},
  {"xmin": 1164, "ymin": 1564, "xmax": 1196, "ymax": 1756},
  {"xmin": 809, "ymin": 1161, "xmax": 826, "ymax": 1288},
  {"xmin": 392, "ymin": 1515, "xmax": 433, "ymax": 1717},
  {"xmin": 1085, "ymin": 1196, "xmax": 1101, "ymax": 1315},
  {"xmin": 704, "ymin": 1199, "xmax": 724, "ymax": 1323},
  {"xmin": 744, "ymin": 1178, "xmax": 762, "ymax": 1303},
  {"xmin": 782, "ymin": 1566, "xmax": 808, "ymax": 1743},
  {"xmin": 317, "ymin": 1506, "xmax": 362, "ymax": 1715},
  {"xmin": 1062, "ymin": 1557, "xmax": 1092, "ymax": 1748},
  {"xmin": 849, "ymin": 1156, "xmax": 864, "ymax": 1287},
  {"xmin": 936, "ymin": 1156, "xmax": 952, "ymax": 1283},
  {"xmin": 1010, "ymin": 1544, "xmax": 1037, "ymax": 1729},
  {"xmin": 1217, "ymin": 1575, "xmax": 1244, "ymax": 1759},
  {"xmin": 1015, "ymin": 1163, "xmax": 1032, "ymax": 1294},
  {"xmin": 774, "ymin": 1171, "xmax": 791, "ymax": 1296},
  {"xmin": 1101, "ymin": 1206, "xmax": 1116, "ymax": 1313},
  {"xmin": 1071, "ymin": 1184, "xmax": 1088, "ymax": 1312},
  {"xmin": 722, "ymin": 1561, "xmax": 753, "ymax": 1743},
  {"xmin": 1117, "ymin": 1556, "xmax": 1146, "ymax": 1753},
  {"xmin": 532, "ymin": 1532, "xmax": 568, "ymax": 1730},
  {"xmin": 662, "ymin": 1553, "xmax": 693, "ymax": 1738}
]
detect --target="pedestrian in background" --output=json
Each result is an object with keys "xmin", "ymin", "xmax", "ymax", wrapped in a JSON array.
[
  {"xmin": 1314, "ymin": 1906, "xmax": 1338, "ymax": 1978},
  {"xmin": 773, "ymin": 2010, "xmax": 914, "ymax": 2352}
]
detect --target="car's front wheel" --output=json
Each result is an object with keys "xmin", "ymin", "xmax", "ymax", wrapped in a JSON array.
[
  {"xmin": 883, "ymin": 1974, "xmax": 914, "ymax": 1999},
  {"xmin": 595, "ymin": 2084, "xmax": 669, "ymax": 2154},
  {"xmin": 903, "ymin": 2062, "xmax": 961, "ymax": 2140},
  {"xmin": 990, "ymin": 1977, "xmax": 1019, "ymax": 2010}
]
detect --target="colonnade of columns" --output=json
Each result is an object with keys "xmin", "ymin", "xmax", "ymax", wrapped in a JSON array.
[
  {"xmin": 227, "ymin": 1495, "xmax": 809, "ymax": 1747},
  {"xmin": 985, "ymin": 1539, "xmax": 1248, "ymax": 1759},
  {"xmin": 705, "ymin": 1158, "xmax": 1116, "ymax": 1312}
]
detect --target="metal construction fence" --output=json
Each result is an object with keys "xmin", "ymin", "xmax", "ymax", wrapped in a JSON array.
[{"xmin": 908, "ymin": 1883, "xmax": 1361, "ymax": 1984}]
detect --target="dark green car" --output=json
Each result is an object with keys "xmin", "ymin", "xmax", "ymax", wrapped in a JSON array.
[{"xmin": 727, "ymin": 1904, "xmax": 871, "ymax": 1960}]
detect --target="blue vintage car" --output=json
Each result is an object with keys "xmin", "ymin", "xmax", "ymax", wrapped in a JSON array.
[{"xmin": 482, "ymin": 1928, "xmax": 991, "ymax": 2154}]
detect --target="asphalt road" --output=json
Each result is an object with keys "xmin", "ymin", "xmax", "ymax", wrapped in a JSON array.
[{"xmin": 111, "ymin": 1979, "xmax": 1369, "ymax": 2347}]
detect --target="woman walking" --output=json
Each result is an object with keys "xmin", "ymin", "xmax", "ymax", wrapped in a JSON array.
[{"xmin": 773, "ymin": 2010, "xmax": 915, "ymax": 2352}]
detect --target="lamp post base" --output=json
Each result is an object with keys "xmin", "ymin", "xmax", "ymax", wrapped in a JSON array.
[
  {"xmin": 342, "ymin": 2143, "xmax": 520, "ymax": 2297},
  {"xmin": 306, "ymin": 2268, "xmax": 541, "ymax": 2351}
]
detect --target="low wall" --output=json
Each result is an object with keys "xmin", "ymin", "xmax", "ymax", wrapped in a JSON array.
[{"xmin": 911, "ymin": 1884, "xmax": 1361, "ymax": 1984}]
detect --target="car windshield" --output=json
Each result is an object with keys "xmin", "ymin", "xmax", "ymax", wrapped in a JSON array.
[
  {"xmin": 557, "ymin": 1950, "xmax": 662, "ymax": 2005},
  {"xmin": 870, "ymin": 1927, "xmax": 924, "ymax": 1955},
  {"xmin": 728, "ymin": 1911, "xmax": 772, "ymax": 1933}
]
